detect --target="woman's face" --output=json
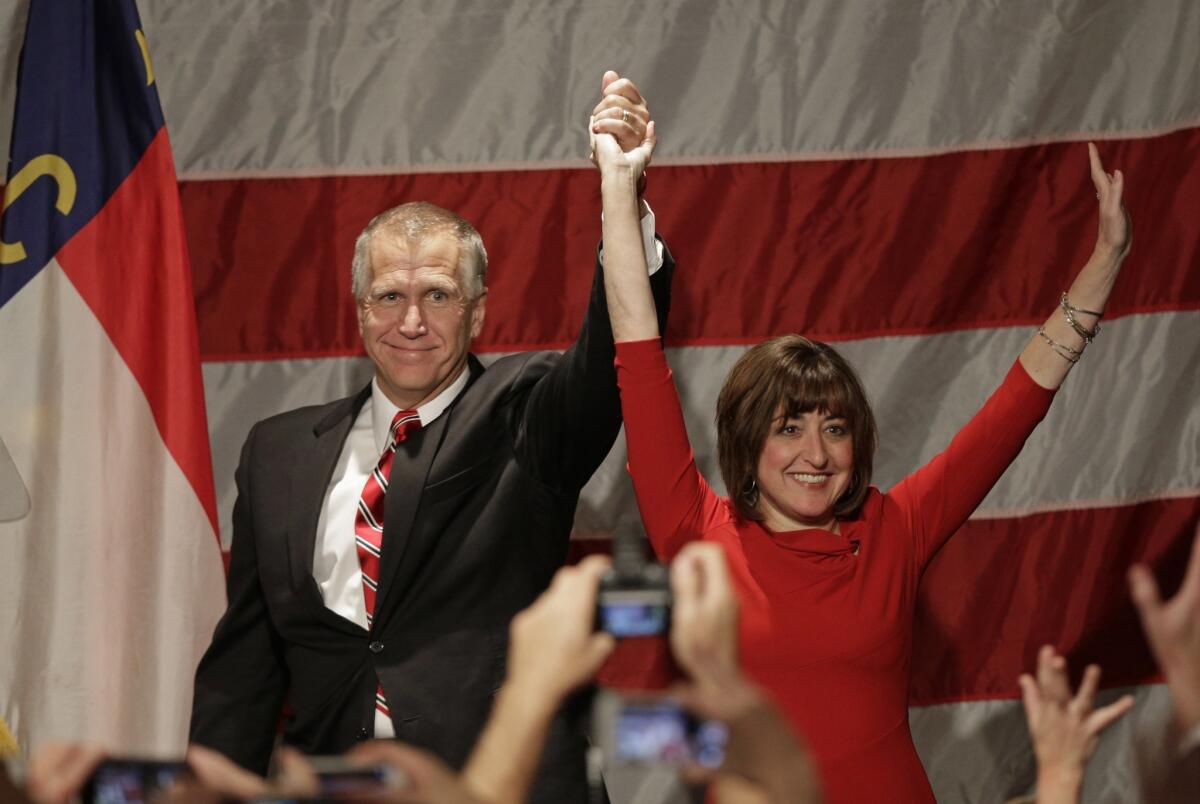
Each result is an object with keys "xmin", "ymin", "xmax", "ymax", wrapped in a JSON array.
[{"xmin": 755, "ymin": 407, "xmax": 854, "ymax": 532}]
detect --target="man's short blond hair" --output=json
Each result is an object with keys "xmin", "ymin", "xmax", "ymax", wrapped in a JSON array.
[{"xmin": 351, "ymin": 201, "xmax": 488, "ymax": 301}]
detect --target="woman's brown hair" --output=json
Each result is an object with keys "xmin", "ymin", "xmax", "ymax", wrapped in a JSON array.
[{"xmin": 716, "ymin": 335, "xmax": 877, "ymax": 522}]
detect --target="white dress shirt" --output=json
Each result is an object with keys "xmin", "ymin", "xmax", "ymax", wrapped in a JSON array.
[
  {"xmin": 312, "ymin": 209, "xmax": 662, "ymax": 737},
  {"xmin": 313, "ymin": 369, "xmax": 467, "ymax": 738}
]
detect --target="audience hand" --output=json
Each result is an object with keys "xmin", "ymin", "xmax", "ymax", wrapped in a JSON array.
[
  {"xmin": 24, "ymin": 743, "xmax": 105, "ymax": 804},
  {"xmin": 461, "ymin": 556, "xmax": 617, "ymax": 804},
  {"xmin": 345, "ymin": 741, "xmax": 483, "ymax": 803},
  {"xmin": 22, "ymin": 742, "xmax": 321, "ymax": 804},
  {"xmin": 669, "ymin": 542, "xmax": 739, "ymax": 682},
  {"xmin": 667, "ymin": 543, "xmax": 819, "ymax": 803},
  {"xmin": 506, "ymin": 554, "xmax": 616, "ymax": 704},
  {"xmin": 153, "ymin": 744, "xmax": 320, "ymax": 802},
  {"xmin": 1129, "ymin": 522, "xmax": 1200, "ymax": 733},
  {"xmin": 1018, "ymin": 646, "xmax": 1133, "ymax": 803},
  {"xmin": 674, "ymin": 671, "xmax": 820, "ymax": 804}
]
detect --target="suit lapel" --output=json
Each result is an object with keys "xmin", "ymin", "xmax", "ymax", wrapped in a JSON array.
[
  {"xmin": 374, "ymin": 357, "xmax": 484, "ymax": 617},
  {"xmin": 286, "ymin": 386, "xmax": 370, "ymax": 633}
]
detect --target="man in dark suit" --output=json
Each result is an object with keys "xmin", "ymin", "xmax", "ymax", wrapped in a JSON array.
[{"xmin": 189, "ymin": 75, "xmax": 671, "ymax": 801}]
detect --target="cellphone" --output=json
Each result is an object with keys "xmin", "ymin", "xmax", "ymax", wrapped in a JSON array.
[
  {"xmin": 593, "ymin": 690, "xmax": 728, "ymax": 768},
  {"xmin": 304, "ymin": 756, "xmax": 409, "ymax": 795},
  {"xmin": 81, "ymin": 759, "xmax": 189, "ymax": 804}
]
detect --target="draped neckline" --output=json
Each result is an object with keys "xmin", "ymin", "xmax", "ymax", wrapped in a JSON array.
[{"xmin": 757, "ymin": 519, "xmax": 861, "ymax": 558}]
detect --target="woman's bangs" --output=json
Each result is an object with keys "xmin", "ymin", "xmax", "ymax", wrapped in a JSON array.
[{"xmin": 781, "ymin": 360, "xmax": 856, "ymax": 421}]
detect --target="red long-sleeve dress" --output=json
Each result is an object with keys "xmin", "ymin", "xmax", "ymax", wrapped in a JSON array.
[{"xmin": 614, "ymin": 338, "xmax": 1056, "ymax": 803}]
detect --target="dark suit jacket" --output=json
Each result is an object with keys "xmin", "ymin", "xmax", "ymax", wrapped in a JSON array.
[{"xmin": 190, "ymin": 245, "xmax": 674, "ymax": 801}]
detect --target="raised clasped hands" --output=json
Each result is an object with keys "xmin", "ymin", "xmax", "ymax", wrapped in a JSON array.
[
  {"xmin": 1088, "ymin": 142, "xmax": 1132, "ymax": 261},
  {"xmin": 590, "ymin": 70, "xmax": 656, "ymax": 181}
]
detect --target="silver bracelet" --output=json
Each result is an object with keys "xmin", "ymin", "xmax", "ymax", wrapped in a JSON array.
[
  {"xmin": 1060, "ymin": 292, "xmax": 1103, "ymax": 317},
  {"xmin": 1060, "ymin": 293, "xmax": 1101, "ymax": 342},
  {"xmin": 1038, "ymin": 327, "xmax": 1081, "ymax": 363}
]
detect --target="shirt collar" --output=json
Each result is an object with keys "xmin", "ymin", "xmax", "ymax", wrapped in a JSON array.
[{"xmin": 369, "ymin": 365, "xmax": 470, "ymax": 453}]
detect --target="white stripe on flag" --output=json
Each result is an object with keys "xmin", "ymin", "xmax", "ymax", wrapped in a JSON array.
[
  {"xmin": 0, "ymin": 264, "xmax": 225, "ymax": 754},
  {"xmin": 202, "ymin": 310, "xmax": 1200, "ymax": 548},
  {"xmin": 39, "ymin": 1, "xmax": 1191, "ymax": 177}
]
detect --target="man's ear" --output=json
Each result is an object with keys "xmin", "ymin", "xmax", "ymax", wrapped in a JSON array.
[
  {"xmin": 470, "ymin": 290, "xmax": 488, "ymax": 338},
  {"xmin": 356, "ymin": 300, "xmax": 367, "ymax": 338}
]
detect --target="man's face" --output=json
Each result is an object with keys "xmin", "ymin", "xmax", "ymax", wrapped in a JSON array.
[{"xmin": 357, "ymin": 230, "xmax": 486, "ymax": 409}]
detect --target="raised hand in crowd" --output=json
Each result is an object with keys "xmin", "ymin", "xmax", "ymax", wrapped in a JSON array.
[
  {"xmin": 1128, "ymin": 522, "xmax": 1200, "ymax": 803},
  {"xmin": 669, "ymin": 541, "xmax": 740, "ymax": 682},
  {"xmin": 461, "ymin": 555, "xmax": 616, "ymax": 804},
  {"xmin": 1129, "ymin": 522, "xmax": 1200, "ymax": 733},
  {"xmin": 1017, "ymin": 646, "xmax": 1133, "ymax": 804},
  {"xmin": 669, "ymin": 543, "xmax": 821, "ymax": 804}
]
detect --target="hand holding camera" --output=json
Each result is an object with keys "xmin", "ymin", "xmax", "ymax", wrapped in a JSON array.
[
  {"xmin": 506, "ymin": 554, "xmax": 617, "ymax": 705},
  {"xmin": 591, "ymin": 541, "xmax": 820, "ymax": 803}
]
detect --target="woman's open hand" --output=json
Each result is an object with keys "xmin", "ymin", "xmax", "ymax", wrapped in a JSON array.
[{"xmin": 1089, "ymin": 142, "xmax": 1131, "ymax": 260}]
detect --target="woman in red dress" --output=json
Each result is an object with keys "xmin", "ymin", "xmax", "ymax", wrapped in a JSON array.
[{"xmin": 589, "ymin": 102, "xmax": 1132, "ymax": 802}]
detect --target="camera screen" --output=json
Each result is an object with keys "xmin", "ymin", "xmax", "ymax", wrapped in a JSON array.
[
  {"xmin": 613, "ymin": 700, "xmax": 728, "ymax": 767},
  {"xmin": 615, "ymin": 701, "xmax": 690, "ymax": 763},
  {"xmin": 598, "ymin": 601, "xmax": 669, "ymax": 637},
  {"xmin": 86, "ymin": 761, "xmax": 188, "ymax": 804}
]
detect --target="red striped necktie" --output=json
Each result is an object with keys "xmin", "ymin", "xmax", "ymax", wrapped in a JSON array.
[{"xmin": 355, "ymin": 407, "xmax": 420, "ymax": 723}]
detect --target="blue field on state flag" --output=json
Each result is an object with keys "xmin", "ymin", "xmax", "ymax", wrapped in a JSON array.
[{"xmin": 1, "ymin": 0, "xmax": 163, "ymax": 308}]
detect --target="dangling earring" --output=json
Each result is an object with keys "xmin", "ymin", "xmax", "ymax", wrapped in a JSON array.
[{"xmin": 742, "ymin": 477, "xmax": 759, "ymax": 508}]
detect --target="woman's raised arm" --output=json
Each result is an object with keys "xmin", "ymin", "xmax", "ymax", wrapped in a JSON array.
[
  {"xmin": 1019, "ymin": 143, "xmax": 1133, "ymax": 390},
  {"xmin": 591, "ymin": 90, "xmax": 659, "ymax": 343}
]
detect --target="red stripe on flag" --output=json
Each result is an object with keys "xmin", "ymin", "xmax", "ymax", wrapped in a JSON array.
[
  {"xmin": 911, "ymin": 495, "xmax": 1200, "ymax": 704},
  {"xmin": 180, "ymin": 128, "xmax": 1200, "ymax": 360},
  {"xmin": 57, "ymin": 129, "xmax": 219, "ymax": 535}
]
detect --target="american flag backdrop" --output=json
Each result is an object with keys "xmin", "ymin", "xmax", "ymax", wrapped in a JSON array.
[{"xmin": 1, "ymin": 1, "xmax": 1198, "ymax": 801}]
